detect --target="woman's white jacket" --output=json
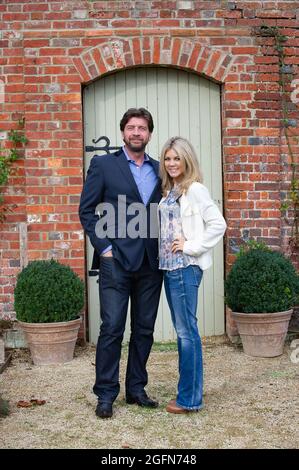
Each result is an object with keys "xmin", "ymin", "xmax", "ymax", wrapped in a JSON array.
[{"xmin": 159, "ymin": 182, "xmax": 227, "ymax": 271}]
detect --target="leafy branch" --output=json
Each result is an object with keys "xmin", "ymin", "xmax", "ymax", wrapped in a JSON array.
[
  {"xmin": 255, "ymin": 25, "xmax": 299, "ymax": 252},
  {"xmin": 0, "ymin": 118, "xmax": 28, "ymax": 222}
]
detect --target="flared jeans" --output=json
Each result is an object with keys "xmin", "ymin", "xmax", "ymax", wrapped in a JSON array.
[{"xmin": 164, "ymin": 265, "xmax": 204, "ymax": 410}]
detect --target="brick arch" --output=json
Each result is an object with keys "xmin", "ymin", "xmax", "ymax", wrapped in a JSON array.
[{"xmin": 72, "ymin": 37, "xmax": 234, "ymax": 84}]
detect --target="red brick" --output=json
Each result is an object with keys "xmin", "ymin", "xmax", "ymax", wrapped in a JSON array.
[{"xmin": 171, "ymin": 38, "xmax": 181, "ymax": 64}]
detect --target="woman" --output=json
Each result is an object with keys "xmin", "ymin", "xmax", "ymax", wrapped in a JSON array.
[{"xmin": 158, "ymin": 137, "xmax": 226, "ymax": 413}]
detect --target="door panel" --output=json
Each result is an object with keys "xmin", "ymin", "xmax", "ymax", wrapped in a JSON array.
[{"xmin": 83, "ymin": 67, "xmax": 224, "ymax": 344}]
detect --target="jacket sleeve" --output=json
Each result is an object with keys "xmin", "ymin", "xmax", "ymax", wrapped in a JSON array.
[
  {"xmin": 183, "ymin": 183, "xmax": 227, "ymax": 257},
  {"xmin": 79, "ymin": 156, "xmax": 111, "ymax": 255}
]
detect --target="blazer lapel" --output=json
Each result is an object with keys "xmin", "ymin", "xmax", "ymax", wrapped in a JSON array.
[
  {"xmin": 146, "ymin": 157, "xmax": 161, "ymax": 206},
  {"xmin": 180, "ymin": 192, "xmax": 193, "ymax": 216},
  {"xmin": 149, "ymin": 157, "xmax": 160, "ymax": 177}
]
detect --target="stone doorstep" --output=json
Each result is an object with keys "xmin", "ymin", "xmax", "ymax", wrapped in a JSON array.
[{"xmin": 3, "ymin": 328, "xmax": 27, "ymax": 349}]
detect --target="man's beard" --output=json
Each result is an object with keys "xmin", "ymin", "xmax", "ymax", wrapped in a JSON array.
[{"xmin": 123, "ymin": 137, "xmax": 148, "ymax": 153}]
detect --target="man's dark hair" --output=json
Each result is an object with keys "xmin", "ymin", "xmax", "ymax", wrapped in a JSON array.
[{"xmin": 120, "ymin": 108, "xmax": 154, "ymax": 133}]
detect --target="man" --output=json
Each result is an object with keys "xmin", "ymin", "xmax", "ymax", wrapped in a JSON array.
[{"xmin": 79, "ymin": 108, "xmax": 163, "ymax": 419}]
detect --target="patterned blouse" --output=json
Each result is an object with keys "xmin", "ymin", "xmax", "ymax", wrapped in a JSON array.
[{"xmin": 159, "ymin": 187, "xmax": 198, "ymax": 271}]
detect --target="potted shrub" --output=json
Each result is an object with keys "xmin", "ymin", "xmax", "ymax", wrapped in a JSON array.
[
  {"xmin": 225, "ymin": 242, "xmax": 299, "ymax": 357},
  {"xmin": 14, "ymin": 259, "xmax": 84, "ymax": 365}
]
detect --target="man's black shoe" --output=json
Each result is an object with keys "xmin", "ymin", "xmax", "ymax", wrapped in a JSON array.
[
  {"xmin": 95, "ymin": 402, "xmax": 113, "ymax": 419},
  {"xmin": 126, "ymin": 393, "xmax": 159, "ymax": 408}
]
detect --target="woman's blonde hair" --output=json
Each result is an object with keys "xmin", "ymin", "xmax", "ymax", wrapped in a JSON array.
[{"xmin": 160, "ymin": 136, "xmax": 203, "ymax": 196}]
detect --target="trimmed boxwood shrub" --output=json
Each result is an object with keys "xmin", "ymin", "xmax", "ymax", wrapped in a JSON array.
[
  {"xmin": 225, "ymin": 246, "xmax": 299, "ymax": 313},
  {"xmin": 14, "ymin": 259, "xmax": 85, "ymax": 323}
]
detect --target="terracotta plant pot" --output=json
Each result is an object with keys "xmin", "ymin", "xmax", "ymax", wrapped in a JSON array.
[
  {"xmin": 232, "ymin": 310, "xmax": 293, "ymax": 358},
  {"xmin": 18, "ymin": 318, "xmax": 81, "ymax": 365}
]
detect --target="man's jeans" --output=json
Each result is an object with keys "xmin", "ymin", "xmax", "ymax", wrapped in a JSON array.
[{"xmin": 164, "ymin": 265, "xmax": 204, "ymax": 410}]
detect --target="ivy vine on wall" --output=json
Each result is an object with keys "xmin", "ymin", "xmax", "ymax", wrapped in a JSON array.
[
  {"xmin": 255, "ymin": 25, "xmax": 299, "ymax": 255},
  {"xmin": 0, "ymin": 118, "xmax": 28, "ymax": 222}
]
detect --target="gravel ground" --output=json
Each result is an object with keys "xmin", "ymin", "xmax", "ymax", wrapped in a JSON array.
[{"xmin": 1, "ymin": 337, "xmax": 299, "ymax": 449}]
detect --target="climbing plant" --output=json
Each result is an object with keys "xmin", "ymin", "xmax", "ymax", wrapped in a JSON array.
[
  {"xmin": 255, "ymin": 25, "xmax": 299, "ymax": 254},
  {"xmin": 0, "ymin": 118, "xmax": 28, "ymax": 222}
]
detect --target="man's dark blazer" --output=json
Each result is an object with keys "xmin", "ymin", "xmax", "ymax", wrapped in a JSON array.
[{"xmin": 79, "ymin": 149, "xmax": 161, "ymax": 272}]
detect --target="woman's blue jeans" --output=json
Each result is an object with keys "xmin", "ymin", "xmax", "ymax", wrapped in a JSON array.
[{"xmin": 164, "ymin": 265, "xmax": 204, "ymax": 410}]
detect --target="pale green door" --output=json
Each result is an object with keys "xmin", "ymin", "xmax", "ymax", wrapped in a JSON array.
[{"xmin": 83, "ymin": 67, "xmax": 225, "ymax": 344}]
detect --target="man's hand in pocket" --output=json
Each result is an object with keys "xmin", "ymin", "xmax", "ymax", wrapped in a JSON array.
[{"xmin": 102, "ymin": 250, "xmax": 113, "ymax": 258}]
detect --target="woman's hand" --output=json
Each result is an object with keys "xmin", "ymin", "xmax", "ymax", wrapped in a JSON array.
[{"xmin": 171, "ymin": 237, "xmax": 185, "ymax": 253}]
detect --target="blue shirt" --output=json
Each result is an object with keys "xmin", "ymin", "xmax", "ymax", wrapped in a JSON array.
[
  {"xmin": 101, "ymin": 147, "xmax": 158, "ymax": 254},
  {"xmin": 122, "ymin": 146, "xmax": 158, "ymax": 205}
]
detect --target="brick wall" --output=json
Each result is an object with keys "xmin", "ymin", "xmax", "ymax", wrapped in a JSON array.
[{"xmin": 0, "ymin": 0, "xmax": 298, "ymax": 338}]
